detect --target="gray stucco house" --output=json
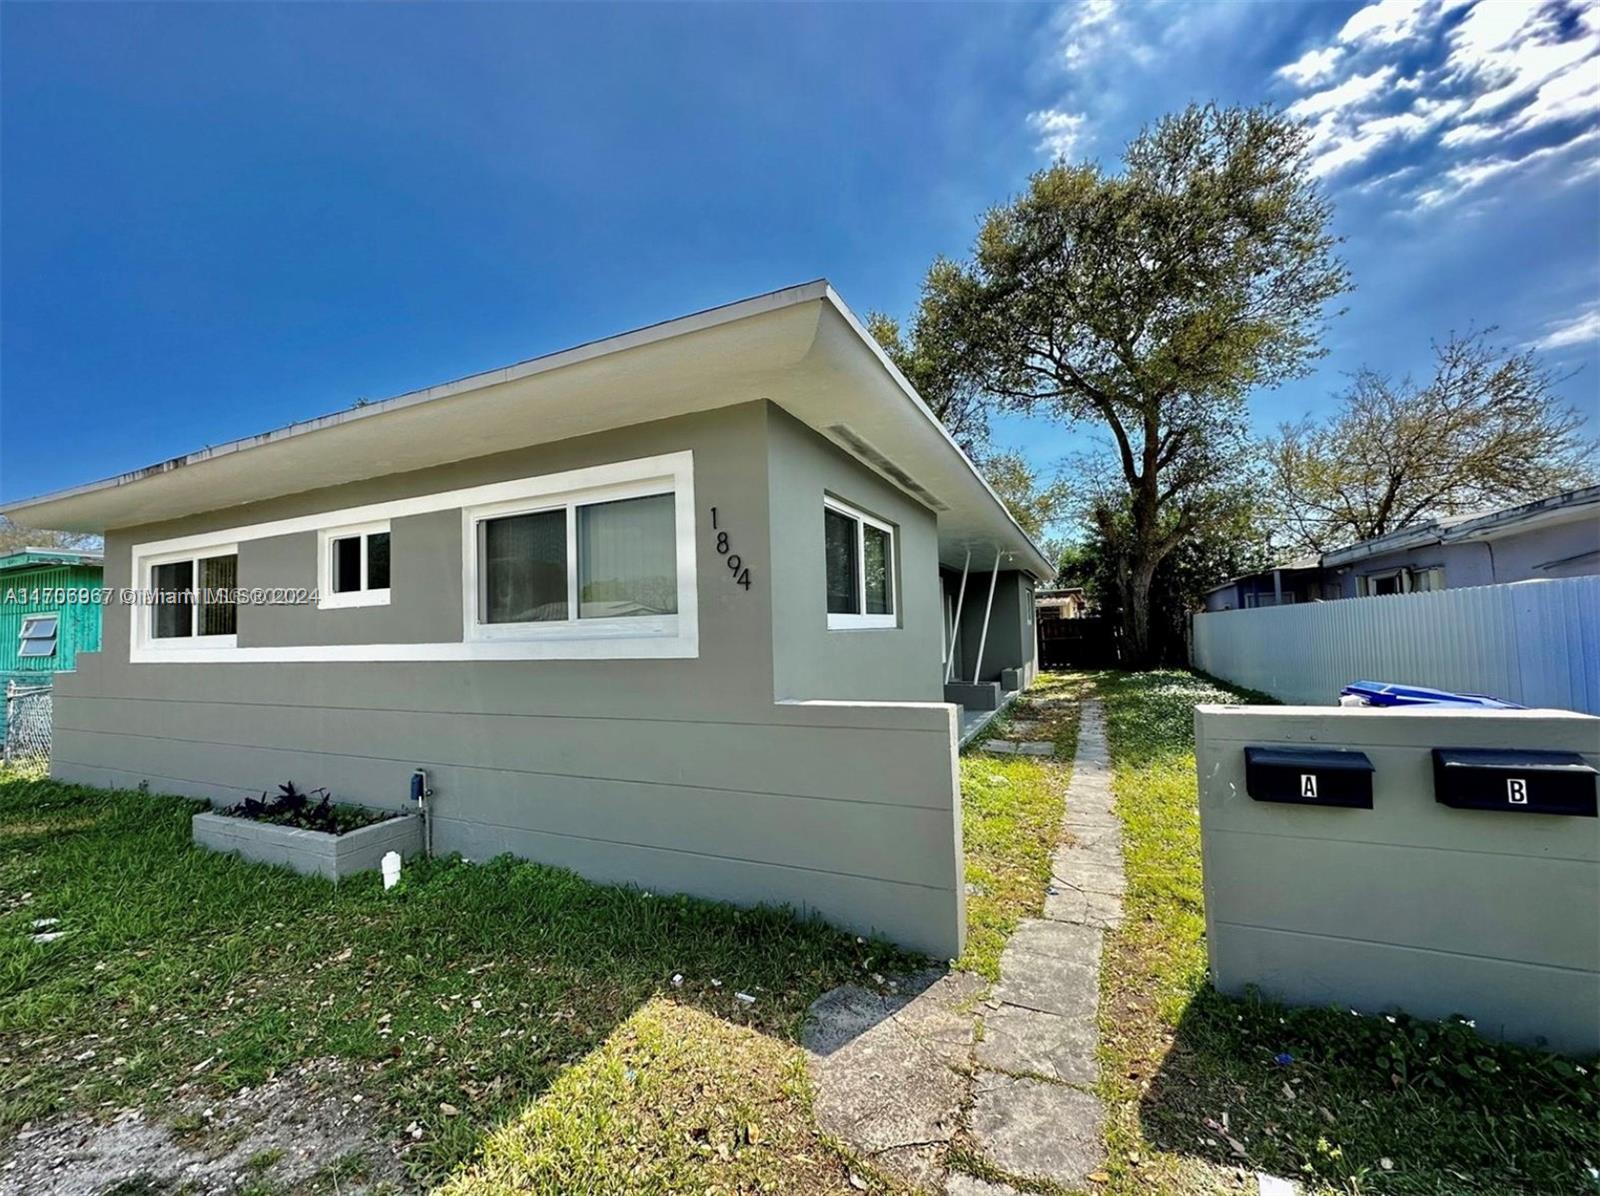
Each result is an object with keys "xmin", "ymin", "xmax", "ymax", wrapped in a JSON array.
[
  {"xmin": 1203, "ymin": 486, "xmax": 1600, "ymax": 612},
  {"xmin": 0, "ymin": 281, "xmax": 1050, "ymax": 957}
]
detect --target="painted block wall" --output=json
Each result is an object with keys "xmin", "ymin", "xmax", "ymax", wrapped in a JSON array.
[
  {"xmin": 1195, "ymin": 704, "xmax": 1600, "ymax": 1055},
  {"xmin": 766, "ymin": 405, "xmax": 945, "ymax": 703},
  {"xmin": 51, "ymin": 401, "xmax": 966, "ymax": 956}
]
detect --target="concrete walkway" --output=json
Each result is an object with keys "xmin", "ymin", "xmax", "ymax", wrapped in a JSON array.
[
  {"xmin": 965, "ymin": 697, "xmax": 1123, "ymax": 1191},
  {"xmin": 804, "ymin": 696, "xmax": 1127, "ymax": 1193}
]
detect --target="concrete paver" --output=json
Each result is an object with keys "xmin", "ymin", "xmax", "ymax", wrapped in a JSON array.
[
  {"xmin": 982, "ymin": 741, "xmax": 1056, "ymax": 757},
  {"xmin": 969, "ymin": 1074, "xmax": 1106, "ymax": 1188},
  {"xmin": 964, "ymin": 698, "xmax": 1123, "ymax": 1192}
]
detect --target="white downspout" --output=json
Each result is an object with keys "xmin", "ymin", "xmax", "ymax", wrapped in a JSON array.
[
  {"xmin": 972, "ymin": 553, "xmax": 1002, "ymax": 684},
  {"xmin": 944, "ymin": 548, "xmax": 971, "ymax": 684}
]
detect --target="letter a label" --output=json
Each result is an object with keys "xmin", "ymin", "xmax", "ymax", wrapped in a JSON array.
[{"xmin": 1300, "ymin": 774, "xmax": 1318, "ymax": 799}]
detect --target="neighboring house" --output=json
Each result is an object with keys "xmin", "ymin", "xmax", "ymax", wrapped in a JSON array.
[
  {"xmin": 1036, "ymin": 586, "xmax": 1089, "ymax": 620},
  {"xmin": 1202, "ymin": 556, "xmax": 1330, "ymax": 612},
  {"xmin": 0, "ymin": 281, "xmax": 1050, "ymax": 957},
  {"xmin": 1204, "ymin": 486, "xmax": 1600, "ymax": 612},
  {"xmin": 0, "ymin": 548, "xmax": 104, "ymax": 688}
]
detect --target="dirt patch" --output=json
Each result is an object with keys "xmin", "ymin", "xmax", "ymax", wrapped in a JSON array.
[{"xmin": 0, "ymin": 1058, "xmax": 411, "ymax": 1196}]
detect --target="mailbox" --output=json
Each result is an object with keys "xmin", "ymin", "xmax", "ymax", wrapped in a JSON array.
[
  {"xmin": 1244, "ymin": 747, "xmax": 1374, "ymax": 809},
  {"xmin": 1432, "ymin": 749, "xmax": 1598, "ymax": 816}
]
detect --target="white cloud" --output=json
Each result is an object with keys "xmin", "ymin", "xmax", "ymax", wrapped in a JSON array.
[
  {"xmin": 1278, "ymin": 45, "xmax": 1345, "ymax": 85},
  {"xmin": 1532, "ymin": 302, "xmax": 1600, "ymax": 350},
  {"xmin": 1054, "ymin": 0, "xmax": 1125, "ymax": 69},
  {"xmin": 1439, "ymin": 120, "xmax": 1501, "ymax": 146},
  {"xmin": 1287, "ymin": 67, "xmax": 1398, "ymax": 119},
  {"xmin": 1414, "ymin": 126, "xmax": 1600, "ymax": 205},
  {"xmin": 1338, "ymin": 0, "xmax": 1433, "ymax": 47},
  {"xmin": 1267, "ymin": 0, "xmax": 1600, "ymax": 193},
  {"xmin": 1028, "ymin": 109, "xmax": 1089, "ymax": 159}
]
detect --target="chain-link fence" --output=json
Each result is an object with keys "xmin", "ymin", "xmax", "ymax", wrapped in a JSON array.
[{"xmin": 3, "ymin": 680, "xmax": 53, "ymax": 767}]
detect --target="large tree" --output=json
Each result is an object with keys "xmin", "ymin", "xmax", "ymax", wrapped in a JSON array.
[
  {"xmin": 0, "ymin": 518, "xmax": 98, "ymax": 556},
  {"xmin": 891, "ymin": 103, "xmax": 1348, "ymax": 664},
  {"xmin": 1268, "ymin": 330, "xmax": 1597, "ymax": 553},
  {"xmin": 867, "ymin": 266, "xmax": 993, "ymax": 458}
]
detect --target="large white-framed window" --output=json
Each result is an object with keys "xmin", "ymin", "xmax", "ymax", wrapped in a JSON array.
[
  {"xmin": 126, "ymin": 450, "xmax": 697, "ymax": 663},
  {"xmin": 824, "ymin": 496, "xmax": 896, "ymax": 630},
  {"xmin": 318, "ymin": 520, "xmax": 391, "ymax": 609},
  {"xmin": 464, "ymin": 473, "xmax": 689, "ymax": 650},
  {"xmin": 136, "ymin": 546, "xmax": 240, "ymax": 652}
]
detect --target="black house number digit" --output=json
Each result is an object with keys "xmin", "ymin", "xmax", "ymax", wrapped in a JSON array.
[{"xmin": 710, "ymin": 507, "xmax": 752, "ymax": 590}]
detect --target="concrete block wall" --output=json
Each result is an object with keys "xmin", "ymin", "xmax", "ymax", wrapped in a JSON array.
[{"xmin": 1195, "ymin": 704, "xmax": 1600, "ymax": 1056}]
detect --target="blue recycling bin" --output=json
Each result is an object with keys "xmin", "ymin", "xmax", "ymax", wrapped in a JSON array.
[{"xmin": 1339, "ymin": 680, "xmax": 1524, "ymax": 709}]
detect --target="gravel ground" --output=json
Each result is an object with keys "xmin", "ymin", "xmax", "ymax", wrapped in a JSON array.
[{"xmin": 0, "ymin": 1058, "xmax": 412, "ymax": 1196}]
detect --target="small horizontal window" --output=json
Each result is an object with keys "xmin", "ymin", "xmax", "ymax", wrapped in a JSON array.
[
  {"xmin": 150, "ymin": 552, "xmax": 238, "ymax": 641},
  {"xmin": 18, "ymin": 613, "xmax": 59, "ymax": 658},
  {"xmin": 320, "ymin": 523, "xmax": 392, "ymax": 608},
  {"xmin": 824, "ymin": 498, "xmax": 896, "ymax": 630}
]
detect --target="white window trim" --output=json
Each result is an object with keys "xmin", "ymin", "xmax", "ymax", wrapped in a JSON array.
[
  {"xmin": 317, "ymin": 520, "xmax": 392, "ymax": 609},
  {"xmin": 824, "ymin": 495, "xmax": 896, "ymax": 631},
  {"xmin": 135, "ymin": 544, "xmax": 240, "ymax": 654},
  {"xmin": 463, "ymin": 474, "xmax": 689, "ymax": 647},
  {"xmin": 127, "ymin": 450, "xmax": 697, "ymax": 663}
]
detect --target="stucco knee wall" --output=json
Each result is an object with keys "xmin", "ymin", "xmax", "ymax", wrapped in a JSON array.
[
  {"xmin": 54, "ymin": 689, "xmax": 965, "ymax": 956},
  {"xmin": 1195, "ymin": 704, "xmax": 1600, "ymax": 1055}
]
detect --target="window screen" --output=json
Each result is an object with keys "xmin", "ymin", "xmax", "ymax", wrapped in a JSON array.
[
  {"xmin": 367, "ymin": 532, "xmax": 391, "ymax": 590},
  {"xmin": 483, "ymin": 509, "xmax": 568, "ymax": 623},
  {"xmin": 577, "ymin": 493, "xmax": 677, "ymax": 619},
  {"xmin": 863, "ymin": 523, "xmax": 891, "ymax": 615},
  {"xmin": 199, "ymin": 554, "xmax": 238, "ymax": 637},
  {"xmin": 825, "ymin": 507, "xmax": 859, "ymax": 615},
  {"xmin": 332, "ymin": 536, "xmax": 363, "ymax": 593},
  {"xmin": 152, "ymin": 560, "xmax": 195, "ymax": 639}
]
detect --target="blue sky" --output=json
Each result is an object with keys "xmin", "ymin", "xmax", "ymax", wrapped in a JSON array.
[{"xmin": 3, "ymin": 0, "xmax": 1597, "ymax": 514}]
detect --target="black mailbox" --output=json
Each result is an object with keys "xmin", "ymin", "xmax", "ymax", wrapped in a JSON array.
[
  {"xmin": 1244, "ymin": 747, "xmax": 1374, "ymax": 809},
  {"xmin": 1432, "ymin": 749, "xmax": 1598, "ymax": 816}
]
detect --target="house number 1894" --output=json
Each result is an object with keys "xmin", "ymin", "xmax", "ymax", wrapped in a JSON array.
[{"xmin": 710, "ymin": 507, "xmax": 752, "ymax": 590}]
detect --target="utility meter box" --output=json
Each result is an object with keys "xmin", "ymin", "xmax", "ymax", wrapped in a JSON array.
[{"xmin": 1196, "ymin": 704, "xmax": 1600, "ymax": 1056}]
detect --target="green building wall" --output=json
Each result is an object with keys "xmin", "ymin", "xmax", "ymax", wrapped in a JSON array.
[{"xmin": 0, "ymin": 557, "xmax": 105, "ymax": 686}]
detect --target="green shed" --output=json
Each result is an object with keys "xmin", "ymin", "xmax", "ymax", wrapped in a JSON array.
[{"xmin": 0, "ymin": 548, "xmax": 104, "ymax": 690}]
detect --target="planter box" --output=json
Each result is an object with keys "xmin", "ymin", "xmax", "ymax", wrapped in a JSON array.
[{"xmin": 192, "ymin": 810, "xmax": 423, "ymax": 882}]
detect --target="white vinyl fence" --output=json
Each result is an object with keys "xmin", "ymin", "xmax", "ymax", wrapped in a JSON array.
[{"xmin": 1191, "ymin": 576, "xmax": 1600, "ymax": 713}]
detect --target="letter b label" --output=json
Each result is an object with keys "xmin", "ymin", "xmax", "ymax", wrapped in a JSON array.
[{"xmin": 1507, "ymin": 778, "xmax": 1528, "ymax": 805}]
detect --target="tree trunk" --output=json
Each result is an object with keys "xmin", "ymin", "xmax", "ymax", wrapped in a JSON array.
[{"xmin": 1120, "ymin": 555, "xmax": 1160, "ymax": 668}]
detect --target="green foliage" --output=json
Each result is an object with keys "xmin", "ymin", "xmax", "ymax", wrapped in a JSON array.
[
  {"xmin": 866, "ymin": 278, "xmax": 991, "ymax": 458},
  {"xmin": 976, "ymin": 449, "xmax": 1072, "ymax": 546},
  {"xmin": 0, "ymin": 775, "xmax": 916, "ymax": 1185},
  {"xmin": 1269, "ymin": 329, "xmax": 1599, "ymax": 553},
  {"xmin": 1091, "ymin": 669, "xmax": 1600, "ymax": 1196},
  {"xmin": 894, "ymin": 103, "xmax": 1348, "ymax": 663},
  {"xmin": 957, "ymin": 673, "xmax": 1087, "ymax": 979},
  {"xmin": 1060, "ymin": 494, "xmax": 1273, "ymax": 663},
  {"xmin": 0, "ymin": 518, "xmax": 98, "ymax": 556}
]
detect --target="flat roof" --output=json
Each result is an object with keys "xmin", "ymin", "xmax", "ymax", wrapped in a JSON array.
[{"xmin": 0, "ymin": 281, "xmax": 1053, "ymax": 577}]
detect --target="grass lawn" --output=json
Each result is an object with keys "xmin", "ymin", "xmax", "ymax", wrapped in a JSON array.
[
  {"xmin": 0, "ymin": 772, "xmax": 922, "ymax": 1192},
  {"xmin": 0, "ymin": 678, "xmax": 1091, "ymax": 1193},
  {"xmin": 957, "ymin": 672, "xmax": 1087, "ymax": 980},
  {"xmin": 1090, "ymin": 669, "xmax": 1600, "ymax": 1196}
]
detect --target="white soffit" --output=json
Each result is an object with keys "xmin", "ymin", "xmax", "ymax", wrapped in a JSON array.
[{"xmin": 1, "ymin": 281, "xmax": 1052, "ymax": 577}]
